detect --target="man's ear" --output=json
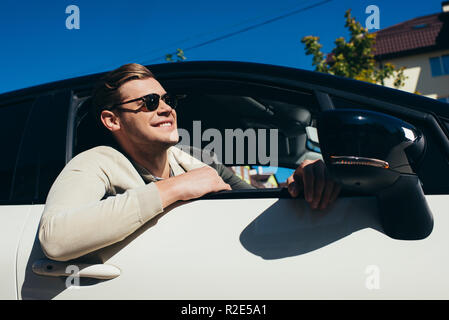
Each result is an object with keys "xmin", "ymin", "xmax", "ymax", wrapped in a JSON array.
[{"xmin": 100, "ymin": 109, "xmax": 121, "ymax": 132}]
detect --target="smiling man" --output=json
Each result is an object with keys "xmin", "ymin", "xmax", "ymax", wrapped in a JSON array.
[{"xmin": 38, "ymin": 63, "xmax": 340, "ymax": 262}]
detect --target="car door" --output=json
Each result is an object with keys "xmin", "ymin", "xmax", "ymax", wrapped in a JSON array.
[
  {"xmin": 16, "ymin": 62, "xmax": 449, "ymax": 299},
  {"xmin": 0, "ymin": 88, "xmax": 71, "ymax": 299},
  {"xmin": 0, "ymin": 97, "xmax": 35, "ymax": 300}
]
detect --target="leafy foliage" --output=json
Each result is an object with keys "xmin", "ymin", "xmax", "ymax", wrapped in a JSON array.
[
  {"xmin": 301, "ymin": 9, "xmax": 407, "ymax": 88},
  {"xmin": 165, "ymin": 48, "xmax": 187, "ymax": 62}
]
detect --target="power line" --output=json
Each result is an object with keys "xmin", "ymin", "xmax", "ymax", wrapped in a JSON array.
[
  {"xmin": 60, "ymin": 0, "xmax": 333, "ymax": 80},
  {"xmin": 142, "ymin": 0, "xmax": 333, "ymax": 64},
  {"xmin": 69, "ymin": 1, "xmax": 317, "ymax": 78},
  {"xmin": 129, "ymin": 0, "xmax": 315, "ymax": 63}
]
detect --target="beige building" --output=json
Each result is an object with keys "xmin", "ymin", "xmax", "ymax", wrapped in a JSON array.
[{"xmin": 374, "ymin": 1, "xmax": 449, "ymax": 103}]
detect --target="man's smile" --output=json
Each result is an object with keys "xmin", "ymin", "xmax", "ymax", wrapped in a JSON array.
[{"xmin": 152, "ymin": 119, "xmax": 174, "ymax": 129}]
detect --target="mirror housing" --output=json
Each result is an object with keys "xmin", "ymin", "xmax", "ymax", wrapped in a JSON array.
[{"xmin": 317, "ymin": 109, "xmax": 433, "ymax": 240}]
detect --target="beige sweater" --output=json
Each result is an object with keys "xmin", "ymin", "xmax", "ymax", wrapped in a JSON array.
[{"xmin": 38, "ymin": 145, "xmax": 211, "ymax": 262}]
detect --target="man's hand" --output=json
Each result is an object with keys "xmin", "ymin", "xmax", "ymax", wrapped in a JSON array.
[
  {"xmin": 174, "ymin": 166, "xmax": 231, "ymax": 200},
  {"xmin": 156, "ymin": 166, "xmax": 231, "ymax": 207},
  {"xmin": 287, "ymin": 159, "xmax": 341, "ymax": 210}
]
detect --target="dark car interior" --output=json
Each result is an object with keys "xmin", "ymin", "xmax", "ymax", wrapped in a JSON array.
[
  {"xmin": 3, "ymin": 61, "xmax": 449, "ymax": 207},
  {"xmin": 72, "ymin": 82, "xmax": 322, "ymax": 171}
]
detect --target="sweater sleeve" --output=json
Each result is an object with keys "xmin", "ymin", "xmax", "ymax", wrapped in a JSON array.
[
  {"xmin": 38, "ymin": 147, "xmax": 163, "ymax": 261},
  {"xmin": 211, "ymin": 163, "xmax": 255, "ymax": 190},
  {"xmin": 170, "ymin": 146, "xmax": 255, "ymax": 190}
]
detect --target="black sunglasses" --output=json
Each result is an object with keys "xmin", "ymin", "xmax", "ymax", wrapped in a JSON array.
[{"xmin": 111, "ymin": 93, "xmax": 177, "ymax": 112}]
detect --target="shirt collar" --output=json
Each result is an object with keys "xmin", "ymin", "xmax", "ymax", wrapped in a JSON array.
[{"xmin": 131, "ymin": 148, "xmax": 185, "ymax": 183}]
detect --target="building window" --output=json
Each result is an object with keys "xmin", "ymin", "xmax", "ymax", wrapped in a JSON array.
[
  {"xmin": 430, "ymin": 55, "xmax": 449, "ymax": 77},
  {"xmin": 444, "ymin": 55, "xmax": 449, "ymax": 75}
]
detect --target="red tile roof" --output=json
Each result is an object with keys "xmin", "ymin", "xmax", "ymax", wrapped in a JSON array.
[{"xmin": 373, "ymin": 12, "xmax": 449, "ymax": 59}]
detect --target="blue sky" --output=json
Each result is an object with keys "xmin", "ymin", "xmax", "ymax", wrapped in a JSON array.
[{"xmin": 0, "ymin": 0, "xmax": 444, "ymax": 94}]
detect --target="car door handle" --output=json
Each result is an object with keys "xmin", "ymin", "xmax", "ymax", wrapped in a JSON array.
[{"xmin": 32, "ymin": 259, "xmax": 121, "ymax": 280}]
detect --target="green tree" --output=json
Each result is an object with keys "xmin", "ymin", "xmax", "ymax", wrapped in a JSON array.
[
  {"xmin": 301, "ymin": 9, "xmax": 407, "ymax": 88},
  {"xmin": 165, "ymin": 48, "xmax": 187, "ymax": 62}
]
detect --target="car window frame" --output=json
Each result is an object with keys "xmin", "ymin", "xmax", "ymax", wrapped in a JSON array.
[
  {"xmin": 65, "ymin": 74, "xmax": 449, "ymax": 201},
  {"xmin": 0, "ymin": 90, "xmax": 72, "ymax": 205},
  {"xmin": 161, "ymin": 77, "xmax": 449, "ymax": 197},
  {"xmin": 0, "ymin": 98, "xmax": 35, "ymax": 205}
]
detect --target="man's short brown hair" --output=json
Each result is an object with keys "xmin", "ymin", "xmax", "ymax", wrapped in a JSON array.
[{"xmin": 91, "ymin": 63, "xmax": 155, "ymax": 121}]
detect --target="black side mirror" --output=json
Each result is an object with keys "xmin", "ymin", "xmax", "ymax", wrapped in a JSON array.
[{"xmin": 317, "ymin": 109, "xmax": 433, "ymax": 240}]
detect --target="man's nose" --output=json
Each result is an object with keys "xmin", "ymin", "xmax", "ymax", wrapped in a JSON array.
[{"xmin": 157, "ymin": 99, "xmax": 173, "ymax": 114}]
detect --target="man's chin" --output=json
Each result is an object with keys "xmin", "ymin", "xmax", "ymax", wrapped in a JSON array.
[
  {"xmin": 160, "ymin": 135, "xmax": 180, "ymax": 148},
  {"xmin": 162, "ymin": 139, "xmax": 179, "ymax": 148},
  {"xmin": 168, "ymin": 129, "xmax": 179, "ymax": 143}
]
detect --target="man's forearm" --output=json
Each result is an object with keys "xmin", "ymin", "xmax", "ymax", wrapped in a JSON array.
[
  {"xmin": 154, "ymin": 177, "xmax": 184, "ymax": 208},
  {"xmin": 155, "ymin": 166, "xmax": 232, "ymax": 206}
]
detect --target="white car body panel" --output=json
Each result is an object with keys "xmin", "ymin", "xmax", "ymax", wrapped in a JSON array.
[
  {"xmin": 0, "ymin": 205, "xmax": 31, "ymax": 300},
  {"xmin": 15, "ymin": 195, "xmax": 449, "ymax": 299}
]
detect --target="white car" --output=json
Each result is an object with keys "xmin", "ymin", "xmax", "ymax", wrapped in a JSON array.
[{"xmin": 1, "ymin": 61, "xmax": 449, "ymax": 300}]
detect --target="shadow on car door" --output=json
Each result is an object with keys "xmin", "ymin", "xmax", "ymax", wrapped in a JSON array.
[{"xmin": 17, "ymin": 195, "xmax": 385, "ymax": 299}]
